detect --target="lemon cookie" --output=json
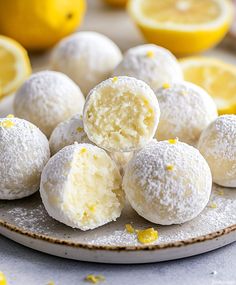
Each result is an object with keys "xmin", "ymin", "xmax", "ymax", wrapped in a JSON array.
[
  {"xmin": 14, "ymin": 71, "xmax": 85, "ymax": 137},
  {"xmin": 83, "ymin": 76, "xmax": 160, "ymax": 152},
  {"xmin": 40, "ymin": 143, "xmax": 124, "ymax": 230},
  {"xmin": 198, "ymin": 115, "xmax": 236, "ymax": 187},
  {"xmin": 0, "ymin": 117, "xmax": 50, "ymax": 200},
  {"xmin": 155, "ymin": 81, "xmax": 218, "ymax": 145},
  {"xmin": 51, "ymin": 31, "xmax": 122, "ymax": 95},
  {"xmin": 49, "ymin": 113, "xmax": 132, "ymax": 171},
  {"xmin": 123, "ymin": 140, "xmax": 212, "ymax": 225},
  {"xmin": 49, "ymin": 113, "xmax": 90, "ymax": 155},
  {"xmin": 113, "ymin": 44, "xmax": 183, "ymax": 90}
]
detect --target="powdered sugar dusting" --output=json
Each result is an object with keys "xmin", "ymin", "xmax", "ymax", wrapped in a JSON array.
[
  {"xmin": 49, "ymin": 113, "xmax": 91, "ymax": 155},
  {"xmin": 155, "ymin": 81, "xmax": 218, "ymax": 145},
  {"xmin": 198, "ymin": 115, "xmax": 236, "ymax": 187},
  {"xmin": 14, "ymin": 71, "xmax": 85, "ymax": 137},
  {"xmin": 113, "ymin": 44, "xmax": 183, "ymax": 90},
  {"xmin": 51, "ymin": 31, "xmax": 122, "ymax": 95},
  {"xmin": 199, "ymin": 115, "xmax": 236, "ymax": 160},
  {"xmin": 123, "ymin": 140, "xmax": 212, "ymax": 225},
  {"xmin": 0, "ymin": 117, "xmax": 50, "ymax": 199}
]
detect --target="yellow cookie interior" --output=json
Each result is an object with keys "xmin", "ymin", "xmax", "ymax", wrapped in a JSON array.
[
  {"xmin": 61, "ymin": 147, "xmax": 123, "ymax": 229},
  {"xmin": 85, "ymin": 84, "xmax": 156, "ymax": 152}
]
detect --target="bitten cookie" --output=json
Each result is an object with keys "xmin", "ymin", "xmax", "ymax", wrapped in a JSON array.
[
  {"xmin": 83, "ymin": 76, "xmax": 160, "ymax": 152},
  {"xmin": 40, "ymin": 143, "xmax": 124, "ymax": 230}
]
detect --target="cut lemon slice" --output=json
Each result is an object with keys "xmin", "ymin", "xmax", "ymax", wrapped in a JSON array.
[
  {"xmin": 180, "ymin": 57, "xmax": 236, "ymax": 115},
  {"xmin": 0, "ymin": 35, "xmax": 31, "ymax": 99},
  {"xmin": 128, "ymin": 0, "xmax": 233, "ymax": 55}
]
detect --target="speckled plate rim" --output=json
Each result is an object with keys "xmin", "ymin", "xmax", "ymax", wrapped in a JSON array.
[{"xmin": 0, "ymin": 218, "xmax": 236, "ymax": 252}]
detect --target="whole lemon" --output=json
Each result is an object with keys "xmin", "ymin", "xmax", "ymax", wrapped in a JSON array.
[{"xmin": 0, "ymin": 0, "xmax": 86, "ymax": 51}]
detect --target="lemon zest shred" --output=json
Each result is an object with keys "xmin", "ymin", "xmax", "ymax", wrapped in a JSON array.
[
  {"xmin": 125, "ymin": 224, "xmax": 135, "ymax": 234},
  {"xmin": 209, "ymin": 202, "xmax": 217, "ymax": 209},
  {"xmin": 166, "ymin": 164, "xmax": 174, "ymax": 171},
  {"xmin": 88, "ymin": 205, "xmax": 96, "ymax": 212},
  {"xmin": 146, "ymin": 50, "xmax": 155, "ymax": 58},
  {"xmin": 85, "ymin": 274, "xmax": 105, "ymax": 284},
  {"xmin": 125, "ymin": 224, "xmax": 159, "ymax": 244},
  {"xmin": 77, "ymin": 127, "xmax": 84, "ymax": 133},
  {"xmin": 162, "ymin": 82, "xmax": 170, "ymax": 89},
  {"xmin": 112, "ymin": 77, "xmax": 118, "ymax": 83},
  {"xmin": 143, "ymin": 98, "xmax": 149, "ymax": 106},
  {"xmin": 0, "ymin": 120, "xmax": 15, "ymax": 128},
  {"xmin": 168, "ymin": 138, "xmax": 178, "ymax": 144},
  {"xmin": 137, "ymin": 228, "xmax": 158, "ymax": 244},
  {"xmin": 80, "ymin": 147, "xmax": 87, "ymax": 154}
]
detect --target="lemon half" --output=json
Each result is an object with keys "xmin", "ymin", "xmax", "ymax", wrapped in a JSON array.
[
  {"xmin": 0, "ymin": 0, "xmax": 86, "ymax": 51},
  {"xmin": 128, "ymin": 0, "xmax": 233, "ymax": 56},
  {"xmin": 181, "ymin": 57, "xmax": 236, "ymax": 115},
  {"xmin": 0, "ymin": 35, "xmax": 31, "ymax": 100}
]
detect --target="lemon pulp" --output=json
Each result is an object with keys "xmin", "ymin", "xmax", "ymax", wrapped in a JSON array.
[
  {"xmin": 128, "ymin": 0, "xmax": 233, "ymax": 55},
  {"xmin": 181, "ymin": 57, "xmax": 236, "ymax": 115},
  {"xmin": 0, "ymin": 36, "xmax": 31, "ymax": 99},
  {"xmin": 140, "ymin": 0, "xmax": 221, "ymax": 25}
]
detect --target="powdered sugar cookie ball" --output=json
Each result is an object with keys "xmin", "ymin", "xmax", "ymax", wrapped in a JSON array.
[
  {"xmin": 49, "ymin": 113, "xmax": 132, "ymax": 171},
  {"xmin": 123, "ymin": 139, "xmax": 212, "ymax": 225},
  {"xmin": 14, "ymin": 71, "xmax": 85, "ymax": 137},
  {"xmin": 155, "ymin": 82, "xmax": 218, "ymax": 145},
  {"xmin": 198, "ymin": 115, "xmax": 236, "ymax": 187},
  {"xmin": 49, "ymin": 113, "xmax": 90, "ymax": 155},
  {"xmin": 0, "ymin": 116, "xmax": 50, "ymax": 200},
  {"xmin": 51, "ymin": 31, "xmax": 122, "ymax": 95},
  {"xmin": 83, "ymin": 76, "xmax": 160, "ymax": 152},
  {"xmin": 40, "ymin": 143, "xmax": 124, "ymax": 230},
  {"xmin": 113, "ymin": 44, "xmax": 183, "ymax": 90}
]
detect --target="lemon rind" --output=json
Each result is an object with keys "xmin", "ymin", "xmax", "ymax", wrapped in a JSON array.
[
  {"xmin": 0, "ymin": 35, "xmax": 31, "ymax": 99},
  {"xmin": 128, "ymin": 0, "xmax": 233, "ymax": 32}
]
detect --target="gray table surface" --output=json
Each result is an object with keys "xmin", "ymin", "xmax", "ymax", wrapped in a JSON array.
[
  {"xmin": 0, "ymin": 235, "xmax": 235, "ymax": 285},
  {"xmin": 1, "ymin": 1, "xmax": 236, "ymax": 284}
]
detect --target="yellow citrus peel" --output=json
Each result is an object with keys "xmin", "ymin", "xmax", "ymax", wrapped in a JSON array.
[
  {"xmin": 137, "ymin": 228, "xmax": 158, "ymax": 244},
  {"xmin": 85, "ymin": 274, "xmax": 105, "ymax": 284}
]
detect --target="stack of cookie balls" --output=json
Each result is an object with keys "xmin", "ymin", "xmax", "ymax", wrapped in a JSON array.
[{"xmin": 1, "ymin": 31, "xmax": 235, "ymax": 233}]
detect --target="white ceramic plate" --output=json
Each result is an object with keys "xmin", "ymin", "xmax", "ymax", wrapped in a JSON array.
[{"xmin": 0, "ymin": 184, "xmax": 235, "ymax": 264}]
